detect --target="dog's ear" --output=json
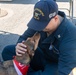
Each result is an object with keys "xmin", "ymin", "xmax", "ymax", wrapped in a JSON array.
[{"xmin": 32, "ymin": 32, "xmax": 40, "ymax": 50}]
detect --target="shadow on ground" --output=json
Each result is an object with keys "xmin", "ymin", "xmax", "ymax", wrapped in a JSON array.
[
  {"xmin": 0, "ymin": 31, "xmax": 20, "ymax": 54},
  {"xmin": 0, "ymin": 0, "xmax": 39, "ymax": 4},
  {"xmin": 56, "ymin": 0, "xmax": 70, "ymax": 2},
  {"xmin": 0, "ymin": 0, "xmax": 70, "ymax": 4}
]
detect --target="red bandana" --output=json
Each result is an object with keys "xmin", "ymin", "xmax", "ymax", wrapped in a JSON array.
[{"xmin": 13, "ymin": 59, "xmax": 29, "ymax": 75}]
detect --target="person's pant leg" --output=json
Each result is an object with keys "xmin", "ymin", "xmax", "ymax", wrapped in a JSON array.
[
  {"xmin": 2, "ymin": 45, "xmax": 16, "ymax": 61},
  {"xmin": 28, "ymin": 47, "xmax": 58, "ymax": 75},
  {"xmin": 42, "ymin": 62, "xmax": 58, "ymax": 75},
  {"xmin": 28, "ymin": 62, "xmax": 58, "ymax": 75}
]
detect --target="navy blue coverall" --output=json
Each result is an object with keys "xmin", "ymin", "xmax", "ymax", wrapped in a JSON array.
[{"xmin": 2, "ymin": 11, "xmax": 76, "ymax": 75}]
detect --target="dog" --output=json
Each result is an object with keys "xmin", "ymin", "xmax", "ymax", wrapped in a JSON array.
[{"xmin": 0, "ymin": 32, "xmax": 40, "ymax": 75}]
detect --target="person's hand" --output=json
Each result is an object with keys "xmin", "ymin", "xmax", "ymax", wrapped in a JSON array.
[{"xmin": 16, "ymin": 41, "xmax": 27, "ymax": 56}]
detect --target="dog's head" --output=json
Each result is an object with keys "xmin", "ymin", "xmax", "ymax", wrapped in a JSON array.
[
  {"xmin": 16, "ymin": 32, "xmax": 40, "ymax": 64},
  {"xmin": 24, "ymin": 32, "xmax": 40, "ymax": 57}
]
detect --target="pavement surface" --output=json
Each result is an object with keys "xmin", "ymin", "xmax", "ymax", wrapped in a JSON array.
[{"xmin": 0, "ymin": 0, "xmax": 76, "ymax": 58}]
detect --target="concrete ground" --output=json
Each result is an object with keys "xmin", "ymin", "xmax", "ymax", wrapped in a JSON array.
[{"xmin": 0, "ymin": 0, "xmax": 76, "ymax": 58}]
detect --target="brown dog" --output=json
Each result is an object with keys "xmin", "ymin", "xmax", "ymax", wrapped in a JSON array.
[{"xmin": 0, "ymin": 32, "xmax": 40, "ymax": 75}]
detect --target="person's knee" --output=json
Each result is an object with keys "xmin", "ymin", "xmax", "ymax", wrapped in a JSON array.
[
  {"xmin": 2, "ymin": 45, "xmax": 16, "ymax": 61},
  {"xmin": 2, "ymin": 46, "xmax": 9, "ymax": 58}
]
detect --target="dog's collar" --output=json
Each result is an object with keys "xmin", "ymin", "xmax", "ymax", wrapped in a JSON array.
[{"xmin": 13, "ymin": 59, "xmax": 29, "ymax": 75}]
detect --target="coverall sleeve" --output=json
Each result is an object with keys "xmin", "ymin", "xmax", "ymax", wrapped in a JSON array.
[
  {"xmin": 58, "ymin": 39, "xmax": 76, "ymax": 75},
  {"xmin": 17, "ymin": 28, "xmax": 36, "ymax": 43}
]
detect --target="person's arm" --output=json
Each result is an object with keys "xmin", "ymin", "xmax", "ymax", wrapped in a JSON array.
[
  {"xmin": 16, "ymin": 28, "xmax": 36, "ymax": 56},
  {"xmin": 58, "ymin": 39, "xmax": 76, "ymax": 75},
  {"xmin": 17, "ymin": 28, "xmax": 36, "ymax": 43}
]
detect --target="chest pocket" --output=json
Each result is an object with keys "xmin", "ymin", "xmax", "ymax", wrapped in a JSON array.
[
  {"xmin": 39, "ymin": 32, "xmax": 60, "ymax": 62},
  {"xmin": 48, "ymin": 45, "xmax": 59, "ymax": 62},
  {"xmin": 49, "ymin": 45, "xmax": 59, "ymax": 54},
  {"xmin": 49, "ymin": 38, "xmax": 60, "ymax": 55},
  {"xmin": 48, "ymin": 38, "xmax": 60, "ymax": 62},
  {"xmin": 42, "ymin": 38, "xmax": 60, "ymax": 62}
]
